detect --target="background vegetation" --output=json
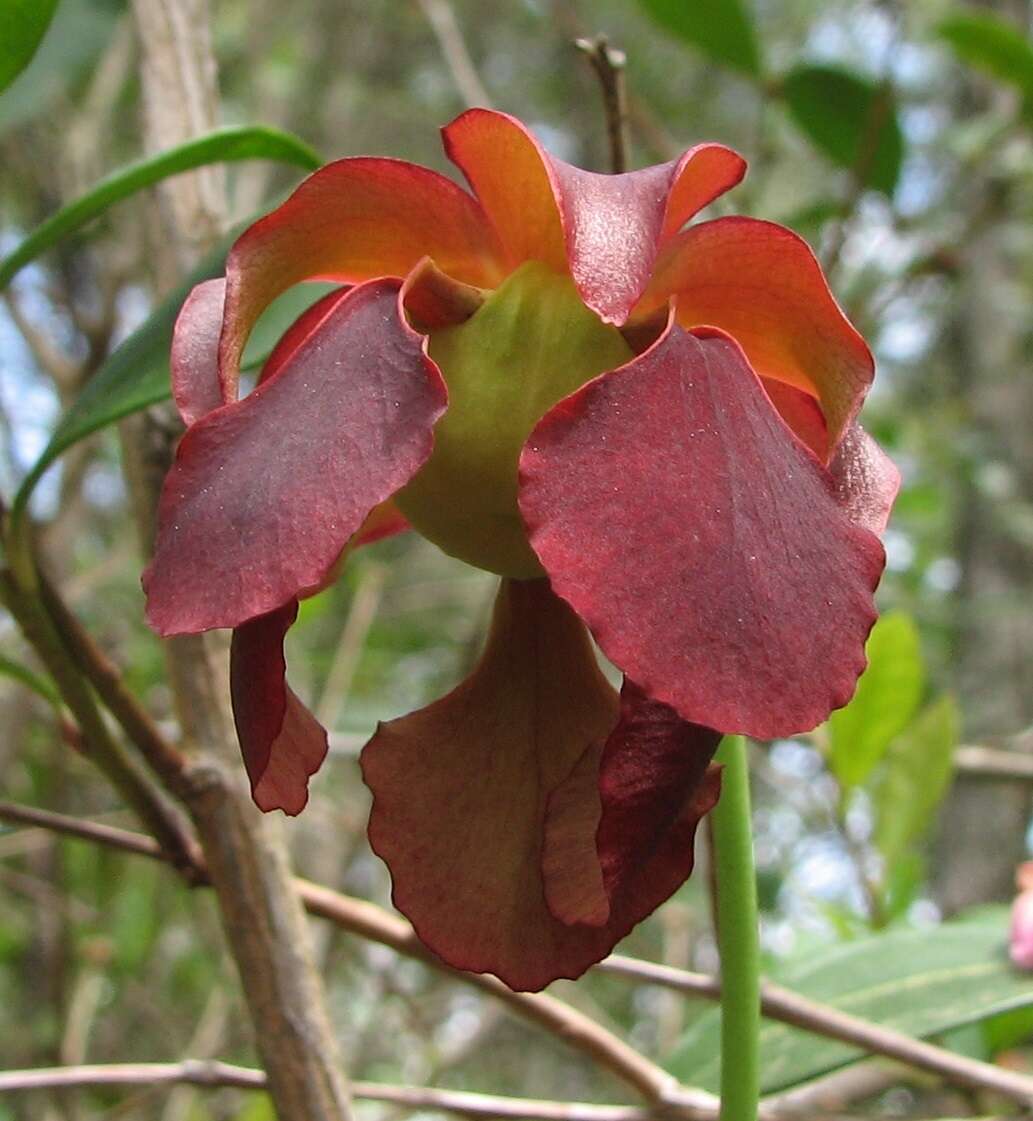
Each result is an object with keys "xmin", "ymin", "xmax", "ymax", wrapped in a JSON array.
[{"xmin": 1, "ymin": 0, "xmax": 1033, "ymax": 1118}]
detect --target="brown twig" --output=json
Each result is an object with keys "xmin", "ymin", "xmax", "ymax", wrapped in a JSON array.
[
  {"xmin": 6, "ymin": 800, "xmax": 1032, "ymax": 1109},
  {"xmin": 416, "ymin": 0, "xmax": 492, "ymax": 108},
  {"xmin": 955, "ymin": 743, "xmax": 1033, "ymax": 781},
  {"xmin": 598, "ymin": 955, "xmax": 1033, "ymax": 1105},
  {"xmin": 0, "ymin": 1062, "xmax": 668, "ymax": 1121},
  {"xmin": 0, "ymin": 801, "xmax": 708, "ymax": 1111},
  {"xmin": 575, "ymin": 35, "xmax": 629, "ymax": 174}
]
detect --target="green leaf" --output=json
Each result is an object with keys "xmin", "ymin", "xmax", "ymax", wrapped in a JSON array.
[
  {"xmin": 637, "ymin": 0, "xmax": 762, "ymax": 77},
  {"xmin": 0, "ymin": 654, "xmax": 61, "ymax": 708},
  {"xmin": 667, "ymin": 911, "xmax": 1026, "ymax": 1093},
  {"xmin": 828, "ymin": 612, "xmax": 924, "ymax": 789},
  {"xmin": 0, "ymin": 0, "xmax": 60, "ymax": 94},
  {"xmin": 781, "ymin": 63, "xmax": 904, "ymax": 195},
  {"xmin": 0, "ymin": 0, "xmax": 121, "ymax": 135},
  {"xmin": 937, "ymin": 12, "xmax": 1033, "ymax": 99},
  {"xmin": 0, "ymin": 126, "xmax": 320, "ymax": 291},
  {"xmin": 873, "ymin": 694, "xmax": 958, "ymax": 870}
]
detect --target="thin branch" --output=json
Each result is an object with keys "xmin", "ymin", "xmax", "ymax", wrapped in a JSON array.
[
  {"xmin": 0, "ymin": 1063, "xmax": 662, "ymax": 1121},
  {"xmin": 575, "ymin": 35, "xmax": 629, "ymax": 174},
  {"xmin": 955, "ymin": 743, "xmax": 1033, "ymax": 781},
  {"xmin": 0, "ymin": 801, "xmax": 706, "ymax": 1111},
  {"xmin": 9, "ymin": 801, "xmax": 1033, "ymax": 1111},
  {"xmin": 598, "ymin": 955, "xmax": 1033, "ymax": 1106},
  {"xmin": 416, "ymin": 0, "xmax": 492, "ymax": 108}
]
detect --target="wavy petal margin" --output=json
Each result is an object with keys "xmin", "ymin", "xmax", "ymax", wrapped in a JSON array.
[
  {"xmin": 217, "ymin": 157, "xmax": 503, "ymax": 400},
  {"xmin": 171, "ymin": 277, "xmax": 227, "ymax": 426},
  {"xmin": 637, "ymin": 217, "xmax": 874, "ymax": 446},
  {"xmin": 443, "ymin": 108, "xmax": 745, "ymax": 326},
  {"xmin": 144, "ymin": 279, "xmax": 446, "ymax": 635},
  {"xmin": 230, "ymin": 600, "xmax": 328, "ymax": 815},
  {"xmin": 519, "ymin": 322, "xmax": 887, "ymax": 739}
]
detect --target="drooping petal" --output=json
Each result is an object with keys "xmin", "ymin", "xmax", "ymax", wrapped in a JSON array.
[
  {"xmin": 171, "ymin": 277, "xmax": 226, "ymax": 425},
  {"xmin": 542, "ymin": 680, "xmax": 722, "ymax": 928},
  {"xmin": 443, "ymin": 108, "xmax": 745, "ymax": 326},
  {"xmin": 828, "ymin": 423, "xmax": 900, "ymax": 535},
  {"xmin": 144, "ymin": 279, "xmax": 447, "ymax": 636},
  {"xmin": 362, "ymin": 578, "xmax": 624, "ymax": 990},
  {"xmin": 230, "ymin": 600, "xmax": 328, "ymax": 815},
  {"xmin": 218, "ymin": 158, "xmax": 504, "ymax": 400},
  {"xmin": 519, "ymin": 323, "xmax": 887, "ymax": 739},
  {"xmin": 637, "ymin": 217, "xmax": 874, "ymax": 445}
]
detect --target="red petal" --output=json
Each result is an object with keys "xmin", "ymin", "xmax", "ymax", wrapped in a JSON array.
[
  {"xmin": 218, "ymin": 158, "xmax": 503, "ymax": 401},
  {"xmin": 543, "ymin": 680, "xmax": 721, "ymax": 928},
  {"xmin": 363, "ymin": 579, "xmax": 637, "ymax": 991},
  {"xmin": 829, "ymin": 423, "xmax": 900, "ymax": 535},
  {"xmin": 144, "ymin": 279, "xmax": 446, "ymax": 635},
  {"xmin": 443, "ymin": 109, "xmax": 745, "ymax": 325},
  {"xmin": 171, "ymin": 278, "xmax": 227, "ymax": 425},
  {"xmin": 230, "ymin": 601, "xmax": 328, "ymax": 815},
  {"xmin": 519, "ymin": 322, "xmax": 886, "ymax": 739},
  {"xmin": 257, "ymin": 285, "xmax": 350, "ymax": 387},
  {"xmin": 638, "ymin": 217, "xmax": 874, "ymax": 446}
]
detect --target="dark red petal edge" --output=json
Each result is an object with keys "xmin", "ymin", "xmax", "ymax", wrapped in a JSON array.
[
  {"xmin": 519, "ymin": 320, "xmax": 887, "ymax": 739},
  {"xmin": 144, "ymin": 278, "xmax": 447, "ymax": 635},
  {"xmin": 543, "ymin": 679, "xmax": 722, "ymax": 929},
  {"xmin": 230, "ymin": 600, "xmax": 328, "ymax": 815}
]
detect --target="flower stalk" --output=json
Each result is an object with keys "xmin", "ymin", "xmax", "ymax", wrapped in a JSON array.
[{"xmin": 712, "ymin": 735, "xmax": 760, "ymax": 1121}]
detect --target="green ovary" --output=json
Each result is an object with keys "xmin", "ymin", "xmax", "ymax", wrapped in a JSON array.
[{"xmin": 396, "ymin": 261, "xmax": 634, "ymax": 579}]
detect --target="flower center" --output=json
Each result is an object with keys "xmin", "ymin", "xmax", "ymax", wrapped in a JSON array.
[{"xmin": 396, "ymin": 261, "xmax": 633, "ymax": 578}]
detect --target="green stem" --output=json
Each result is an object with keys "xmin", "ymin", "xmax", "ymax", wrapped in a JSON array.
[{"xmin": 712, "ymin": 735, "xmax": 760, "ymax": 1121}]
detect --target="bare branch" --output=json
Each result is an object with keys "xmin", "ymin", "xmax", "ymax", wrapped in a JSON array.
[
  {"xmin": 575, "ymin": 35, "xmax": 629, "ymax": 174},
  {"xmin": 599, "ymin": 955, "xmax": 1033, "ymax": 1106},
  {"xmin": 416, "ymin": 0, "xmax": 492, "ymax": 108}
]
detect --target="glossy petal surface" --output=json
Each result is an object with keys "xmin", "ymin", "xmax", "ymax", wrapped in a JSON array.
[
  {"xmin": 520, "ymin": 324, "xmax": 886, "ymax": 739},
  {"xmin": 828, "ymin": 423, "xmax": 900, "ymax": 535},
  {"xmin": 171, "ymin": 277, "xmax": 226, "ymax": 425},
  {"xmin": 144, "ymin": 280, "xmax": 446, "ymax": 635},
  {"xmin": 639, "ymin": 217, "xmax": 873, "ymax": 445},
  {"xmin": 362, "ymin": 578, "xmax": 623, "ymax": 990},
  {"xmin": 444, "ymin": 108, "xmax": 745, "ymax": 325},
  {"xmin": 230, "ymin": 601, "xmax": 328, "ymax": 815},
  {"xmin": 218, "ymin": 157, "xmax": 503, "ymax": 399}
]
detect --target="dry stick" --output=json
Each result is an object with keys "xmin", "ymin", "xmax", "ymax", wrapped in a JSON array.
[
  {"xmin": 0, "ymin": 572, "xmax": 198, "ymax": 873},
  {"xmin": 575, "ymin": 35, "xmax": 629, "ymax": 174},
  {"xmin": 125, "ymin": 0, "xmax": 353, "ymax": 1117},
  {"xmin": 955, "ymin": 744, "xmax": 1033, "ymax": 781},
  {"xmin": 0, "ymin": 801, "xmax": 708, "ymax": 1113},
  {"xmin": 416, "ymin": 0, "xmax": 493, "ymax": 108},
  {"xmin": 598, "ymin": 955, "xmax": 1033, "ymax": 1106},
  {"xmin": 5, "ymin": 802, "xmax": 1033, "ymax": 1112},
  {"xmin": 0, "ymin": 1063, "xmax": 654, "ymax": 1121}
]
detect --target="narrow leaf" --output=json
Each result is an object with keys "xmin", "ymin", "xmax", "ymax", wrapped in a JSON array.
[
  {"xmin": 873, "ymin": 694, "xmax": 958, "ymax": 870},
  {"xmin": 0, "ymin": 653, "xmax": 61, "ymax": 708},
  {"xmin": 0, "ymin": 0, "xmax": 60, "ymax": 95},
  {"xmin": 637, "ymin": 0, "xmax": 762, "ymax": 77},
  {"xmin": 0, "ymin": 126, "xmax": 320, "ymax": 290},
  {"xmin": 781, "ymin": 63, "xmax": 904, "ymax": 195},
  {"xmin": 667, "ymin": 912, "xmax": 1024, "ymax": 1093},
  {"xmin": 937, "ymin": 12, "xmax": 1033, "ymax": 98},
  {"xmin": 828, "ymin": 612, "xmax": 924, "ymax": 789}
]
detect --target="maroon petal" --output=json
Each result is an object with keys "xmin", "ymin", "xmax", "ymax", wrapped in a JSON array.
[
  {"xmin": 519, "ymin": 322, "xmax": 887, "ymax": 739},
  {"xmin": 362, "ymin": 578, "xmax": 624, "ymax": 990},
  {"xmin": 171, "ymin": 278, "xmax": 227, "ymax": 425},
  {"xmin": 443, "ymin": 108, "xmax": 745, "ymax": 326},
  {"xmin": 543, "ymin": 680, "xmax": 721, "ymax": 928},
  {"xmin": 144, "ymin": 279, "xmax": 446, "ymax": 636},
  {"xmin": 230, "ymin": 601, "xmax": 328, "ymax": 815}
]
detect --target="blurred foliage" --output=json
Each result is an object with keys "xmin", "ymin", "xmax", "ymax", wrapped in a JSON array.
[{"xmin": 1, "ymin": 0, "xmax": 1033, "ymax": 1117}]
